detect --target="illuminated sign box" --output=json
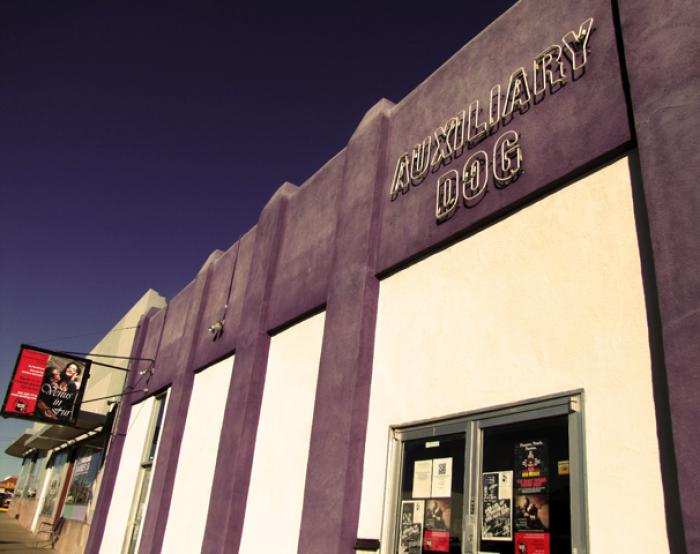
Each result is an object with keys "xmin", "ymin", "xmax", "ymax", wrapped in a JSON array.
[{"xmin": 1, "ymin": 344, "xmax": 91, "ymax": 426}]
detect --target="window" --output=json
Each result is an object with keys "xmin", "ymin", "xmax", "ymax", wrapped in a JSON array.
[
  {"xmin": 62, "ymin": 447, "xmax": 103, "ymax": 522},
  {"xmin": 122, "ymin": 393, "xmax": 167, "ymax": 554},
  {"xmin": 39, "ymin": 451, "xmax": 69, "ymax": 520},
  {"xmin": 22, "ymin": 456, "xmax": 40, "ymax": 498},
  {"xmin": 385, "ymin": 394, "xmax": 586, "ymax": 554}
]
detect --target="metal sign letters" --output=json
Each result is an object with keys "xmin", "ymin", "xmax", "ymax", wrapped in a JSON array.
[{"xmin": 389, "ymin": 18, "xmax": 594, "ymax": 224}]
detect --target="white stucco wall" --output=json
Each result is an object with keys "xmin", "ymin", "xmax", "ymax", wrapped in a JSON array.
[
  {"xmin": 239, "ymin": 312, "xmax": 326, "ymax": 554},
  {"xmin": 84, "ymin": 289, "xmax": 166, "ymax": 415},
  {"xmin": 359, "ymin": 156, "xmax": 669, "ymax": 552},
  {"xmin": 161, "ymin": 355, "xmax": 234, "ymax": 553},
  {"xmin": 99, "ymin": 394, "xmax": 168, "ymax": 554}
]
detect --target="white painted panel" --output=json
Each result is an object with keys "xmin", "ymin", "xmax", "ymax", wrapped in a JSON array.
[
  {"xmin": 99, "ymin": 397, "xmax": 155, "ymax": 554},
  {"xmin": 161, "ymin": 356, "xmax": 234, "ymax": 553},
  {"xmin": 360, "ymin": 157, "xmax": 670, "ymax": 553},
  {"xmin": 239, "ymin": 312, "xmax": 326, "ymax": 554}
]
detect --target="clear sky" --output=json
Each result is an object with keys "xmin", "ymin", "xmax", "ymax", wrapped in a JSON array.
[{"xmin": 0, "ymin": 0, "xmax": 517, "ymax": 478}]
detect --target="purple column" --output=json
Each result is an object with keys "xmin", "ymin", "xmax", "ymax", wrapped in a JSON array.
[
  {"xmin": 297, "ymin": 100, "xmax": 393, "ymax": 554},
  {"xmin": 616, "ymin": 0, "xmax": 700, "ymax": 551},
  {"xmin": 201, "ymin": 183, "xmax": 297, "ymax": 554}
]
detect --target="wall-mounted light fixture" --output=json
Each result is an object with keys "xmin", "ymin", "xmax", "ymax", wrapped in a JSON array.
[{"xmin": 208, "ymin": 319, "xmax": 225, "ymax": 341}]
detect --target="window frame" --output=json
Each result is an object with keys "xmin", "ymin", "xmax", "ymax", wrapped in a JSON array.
[{"xmin": 122, "ymin": 392, "xmax": 168, "ymax": 554}]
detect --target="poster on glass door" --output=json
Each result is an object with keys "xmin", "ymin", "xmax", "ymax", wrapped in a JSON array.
[
  {"xmin": 514, "ymin": 440, "xmax": 548, "ymax": 492},
  {"xmin": 431, "ymin": 457, "xmax": 452, "ymax": 498},
  {"xmin": 412, "ymin": 457, "xmax": 454, "ymax": 498},
  {"xmin": 399, "ymin": 500, "xmax": 424, "ymax": 554},
  {"xmin": 481, "ymin": 470, "xmax": 513, "ymax": 541},
  {"xmin": 514, "ymin": 494, "xmax": 549, "ymax": 533},
  {"xmin": 412, "ymin": 460, "xmax": 433, "ymax": 498},
  {"xmin": 423, "ymin": 499, "xmax": 451, "ymax": 552},
  {"xmin": 514, "ymin": 440, "xmax": 550, "ymax": 534},
  {"xmin": 514, "ymin": 531, "xmax": 550, "ymax": 554}
]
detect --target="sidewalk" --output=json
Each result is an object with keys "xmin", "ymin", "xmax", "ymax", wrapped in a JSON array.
[{"xmin": 0, "ymin": 513, "xmax": 53, "ymax": 553}]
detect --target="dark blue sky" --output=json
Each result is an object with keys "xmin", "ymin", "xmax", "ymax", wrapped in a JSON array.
[{"xmin": 0, "ymin": 0, "xmax": 516, "ymax": 476}]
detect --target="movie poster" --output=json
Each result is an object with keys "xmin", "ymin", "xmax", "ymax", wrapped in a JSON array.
[
  {"xmin": 514, "ymin": 439, "xmax": 550, "ymax": 533},
  {"xmin": 423, "ymin": 499, "xmax": 451, "ymax": 552},
  {"xmin": 514, "ymin": 494, "xmax": 550, "ymax": 532},
  {"xmin": 399, "ymin": 500, "xmax": 425, "ymax": 554},
  {"xmin": 1, "ymin": 345, "xmax": 91, "ymax": 425},
  {"xmin": 514, "ymin": 440, "xmax": 548, "ymax": 493},
  {"xmin": 481, "ymin": 471, "xmax": 512, "ymax": 540},
  {"xmin": 514, "ymin": 532, "xmax": 550, "ymax": 554}
]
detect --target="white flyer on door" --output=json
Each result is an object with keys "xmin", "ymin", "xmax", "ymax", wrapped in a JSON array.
[
  {"xmin": 412, "ymin": 460, "xmax": 433, "ymax": 498},
  {"xmin": 431, "ymin": 457, "xmax": 453, "ymax": 498}
]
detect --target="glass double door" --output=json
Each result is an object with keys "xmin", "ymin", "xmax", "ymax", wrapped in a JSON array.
[{"xmin": 393, "ymin": 397, "xmax": 582, "ymax": 554}]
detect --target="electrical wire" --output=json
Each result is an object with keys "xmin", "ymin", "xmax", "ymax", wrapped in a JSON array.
[{"xmin": 27, "ymin": 326, "xmax": 138, "ymax": 345}]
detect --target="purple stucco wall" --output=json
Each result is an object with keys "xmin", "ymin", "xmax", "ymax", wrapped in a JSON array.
[
  {"xmin": 297, "ymin": 98, "xmax": 392, "ymax": 554},
  {"xmin": 377, "ymin": 0, "xmax": 631, "ymax": 273},
  {"xmin": 85, "ymin": 0, "xmax": 697, "ymax": 552},
  {"xmin": 202, "ymin": 182, "xmax": 298, "ymax": 554},
  {"xmin": 617, "ymin": 1, "xmax": 700, "ymax": 551}
]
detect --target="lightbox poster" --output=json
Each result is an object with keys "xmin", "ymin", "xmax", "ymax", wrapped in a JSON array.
[{"xmin": 1, "ymin": 345, "xmax": 91, "ymax": 425}]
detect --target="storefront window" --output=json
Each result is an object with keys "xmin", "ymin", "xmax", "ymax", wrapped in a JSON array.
[
  {"xmin": 14, "ymin": 457, "xmax": 32, "ymax": 498},
  {"xmin": 389, "ymin": 395, "xmax": 586, "ymax": 554},
  {"xmin": 40, "ymin": 451, "xmax": 69, "ymax": 519},
  {"xmin": 22, "ymin": 457, "xmax": 39, "ymax": 498},
  {"xmin": 62, "ymin": 447, "xmax": 103, "ymax": 522}
]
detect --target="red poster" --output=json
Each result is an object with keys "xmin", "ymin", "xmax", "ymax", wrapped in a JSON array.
[
  {"xmin": 423, "ymin": 530, "xmax": 449, "ymax": 552},
  {"xmin": 423, "ymin": 499, "xmax": 451, "ymax": 552},
  {"xmin": 2, "ymin": 345, "xmax": 91, "ymax": 425},
  {"xmin": 3, "ymin": 348, "xmax": 48, "ymax": 415},
  {"xmin": 514, "ymin": 532, "xmax": 550, "ymax": 554}
]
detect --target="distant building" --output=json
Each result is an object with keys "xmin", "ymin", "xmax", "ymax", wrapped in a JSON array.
[
  {"xmin": 5, "ymin": 290, "xmax": 165, "ymax": 553},
  {"xmin": 86, "ymin": 1, "xmax": 699, "ymax": 553},
  {"xmin": 0, "ymin": 475, "xmax": 17, "ymax": 493},
  {"xmin": 0, "ymin": 475, "xmax": 15, "ymax": 512}
]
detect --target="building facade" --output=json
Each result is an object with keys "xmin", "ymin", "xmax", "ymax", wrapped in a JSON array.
[
  {"xmin": 86, "ymin": 1, "xmax": 699, "ymax": 553},
  {"xmin": 6, "ymin": 290, "xmax": 165, "ymax": 553}
]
